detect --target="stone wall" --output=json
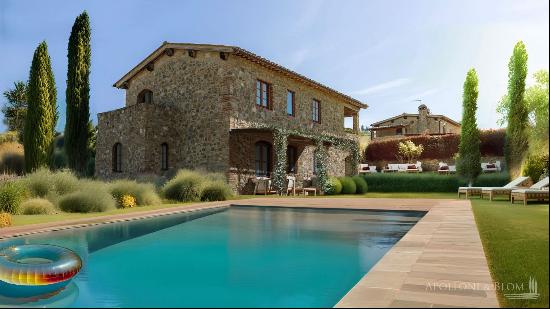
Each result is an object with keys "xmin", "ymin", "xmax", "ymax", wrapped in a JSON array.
[{"xmin": 228, "ymin": 130, "xmax": 349, "ymax": 193}]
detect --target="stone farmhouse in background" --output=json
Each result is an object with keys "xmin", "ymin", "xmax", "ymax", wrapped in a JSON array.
[
  {"xmin": 368, "ymin": 104, "xmax": 460, "ymax": 140},
  {"xmin": 95, "ymin": 42, "xmax": 367, "ymax": 193}
]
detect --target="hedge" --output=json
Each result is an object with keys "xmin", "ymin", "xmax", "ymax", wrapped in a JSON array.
[
  {"xmin": 365, "ymin": 129, "xmax": 505, "ymax": 161},
  {"xmin": 363, "ymin": 172, "xmax": 509, "ymax": 192}
]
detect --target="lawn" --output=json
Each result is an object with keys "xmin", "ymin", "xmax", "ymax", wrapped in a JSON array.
[{"xmin": 471, "ymin": 198, "xmax": 549, "ymax": 308}]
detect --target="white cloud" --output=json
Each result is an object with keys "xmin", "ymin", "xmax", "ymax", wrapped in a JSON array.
[{"xmin": 352, "ymin": 78, "xmax": 411, "ymax": 96}]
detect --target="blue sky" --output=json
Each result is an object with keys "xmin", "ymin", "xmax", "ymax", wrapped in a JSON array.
[{"xmin": 0, "ymin": 0, "xmax": 548, "ymax": 132}]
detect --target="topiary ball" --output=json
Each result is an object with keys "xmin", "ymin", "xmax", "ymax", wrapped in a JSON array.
[
  {"xmin": 324, "ymin": 177, "xmax": 342, "ymax": 195},
  {"xmin": 338, "ymin": 176, "xmax": 357, "ymax": 194}
]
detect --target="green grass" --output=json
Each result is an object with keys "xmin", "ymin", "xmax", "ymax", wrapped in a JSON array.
[{"xmin": 471, "ymin": 199, "xmax": 549, "ymax": 308}]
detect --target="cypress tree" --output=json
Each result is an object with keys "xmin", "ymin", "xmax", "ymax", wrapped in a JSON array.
[
  {"xmin": 504, "ymin": 41, "xmax": 529, "ymax": 178},
  {"xmin": 24, "ymin": 41, "xmax": 58, "ymax": 172},
  {"xmin": 65, "ymin": 11, "xmax": 91, "ymax": 174},
  {"xmin": 457, "ymin": 69, "xmax": 481, "ymax": 186}
]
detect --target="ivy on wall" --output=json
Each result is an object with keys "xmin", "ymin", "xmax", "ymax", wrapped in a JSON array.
[
  {"xmin": 244, "ymin": 122, "xmax": 360, "ymax": 193},
  {"xmin": 272, "ymin": 129, "xmax": 289, "ymax": 193}
]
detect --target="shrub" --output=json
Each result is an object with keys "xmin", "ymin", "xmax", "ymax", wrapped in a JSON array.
[
  {"xmin": 338, "ymin": 176, "xmax": 357, "ymax": 194},
  {"xmin": 324, "ymin": 177, "xmax": 342, "ymax": 195},
  {"xmin": 0, "ymin": 212, "xmax": 12, "ymax": 228},
  {"xmin": 201, "ymin": 181, "xmax": 233, "ymax": 201},
  {"xmin": 398, "ymin": 140, "xmax": 424, "ymax": 163},
  {"xmin": 352, "ymin": 176, "xmax": 368, "ymax": 194},
  {"xmin": 23, "ymin": 168, "xmax": 79, "ymax": 198},
  {"xmin": 363, "ymin": 172, "xmax": 509, "ymax": 192},
  {"xmin": 23, "ymin": 168, "xmax": 52, "ymax": 197},
  {"xmin": 58, "ymin": 182, "xmax": 115, "ymax": 213},
  {"xmin": 51, "ymin": 169, "xmax": 79, "ymax": 195},
  {"xmin": 0, "ymin": 181, "xmax": 26, "ymax": 214},
  {"xmin": 522, "ymin": 153, "xmax": 549, "ymax": 182},
  {"xmin": 21, "ymin": 198, "xmax": 57, "ymax": 215},
  {"xmin": 109, "ymin": 180, "xmax": 161, "ymax": 206},
  {"xmin": 163, "ymin": 169, "xmax": 206, "ymax": 202},
  {"xmin": 119, "ymin": 194, "xmax": 137, "ymax": 209}
]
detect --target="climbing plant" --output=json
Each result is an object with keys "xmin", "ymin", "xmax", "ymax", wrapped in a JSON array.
[
  {"xmin": 243, "ymin": 122, "xmax": 360, "ymax": 194},
  {"xmin": 272, "ymin": 129, "xmax": 288, "ymax": 193}
]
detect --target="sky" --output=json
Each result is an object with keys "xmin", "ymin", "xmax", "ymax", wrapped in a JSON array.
[{"xmin": 0, "ymin": 0, "xmax": 548, "ymax": 132}]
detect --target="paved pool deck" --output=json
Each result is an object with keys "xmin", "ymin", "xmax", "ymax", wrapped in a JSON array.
[{"xmin": 0, "ymin": 197, "xmax": 499, "ymax": 308}]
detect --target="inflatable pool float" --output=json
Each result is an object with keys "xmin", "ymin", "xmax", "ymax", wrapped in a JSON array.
[{"xmin": 0, "ymin": 245, "xmax": 82, "ymax": 298}]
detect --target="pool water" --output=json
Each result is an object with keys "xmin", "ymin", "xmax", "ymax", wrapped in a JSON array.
[{"xmin": 0, "ymin": 206, "xmax": 424, "ymax": 308}]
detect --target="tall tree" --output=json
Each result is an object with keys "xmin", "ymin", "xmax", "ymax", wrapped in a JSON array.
[
  {"xmin": 504, "ymin": 41, "xmax": 529, "ymax": 177},
  {"xmin": 65, "ymin": 11, "xmax": 91, "ymax": 174},
  {"xmin": 457, "ymin": 69, "xmax": 481, "ymax": 186},
  {"xmin": 497, "ymin": 70, "xmax": 548, "ymax": 152},
  {"xmin": 2, "ymin": 81, "xmax": 28, "ymax": 141},
  {"xmin": 24, "ymin": 41, "xmax": 58, "ymax": 172}
]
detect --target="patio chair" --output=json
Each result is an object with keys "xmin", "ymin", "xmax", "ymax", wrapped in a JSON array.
[
  {"xmin": 358, "ymin": 164, "xmax": 370, "ymax": 175},
  {"xmin": 406, "ymin": 161, "xmax": 422, "ymax": 173},
  {"xmin": 511, "ymin": 177, "xmax": 550, "ymax": 205},
  {"xmin": 458, "ymin": 176, "xmax": 531, "ymax": 199},
  {"xmin": 480, "ymin": 176, "xmax": 531, "ymax": 201},
  {"xmin": 298, "ymin": 176, "xmax": 318, "ymax": 196},
  {"xmin": 253, "ymin": 177, "xmax": 277, "ymax": 195},
  {"xmin": 383, "ymin": 164, "xmax": 399, "ymax": 173},
  {"xmin": 285, "ymin": 175, "xmax": 296, "ymax": 196},
  {"xmin": 438, "ymin": 162, "xmax": 452, "ymax": 174}
]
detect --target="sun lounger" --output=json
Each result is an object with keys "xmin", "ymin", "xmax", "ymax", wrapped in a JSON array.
[
  {"xmin": 480, "ymin": 176, "xmax": 531, "ymax": 200},
  {"xmin": 481, "ymin": 161, "xmax": 501, "ymax": 173},
  {"xmin": 458, "ymin": 176, "xmax": 531, "ymax": 199},
  {"xmin": 511, "ymin": 177, "xmax": 549, "ymax": 205},
  {"xmin": 358, "ymin": 164, "xmax": 377, "ymax": 174},
  {"xmin": 438, "ymin": 162, "xmax": 456, "ymax": 174}
]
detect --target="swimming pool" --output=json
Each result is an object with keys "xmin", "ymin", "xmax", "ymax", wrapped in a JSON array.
[{"xmin": 0, "ymin": 206, "xmax": 424, "ymax": 307}]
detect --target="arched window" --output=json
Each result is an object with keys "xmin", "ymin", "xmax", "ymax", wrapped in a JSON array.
[
  {"xmin": 112, "ymin": 143, "xmax": 122, "ymax": 172},
  {"xmin": 161, "ymin": 143, "xmax": 168, "ymax": 170},
  {"xmin": 255, "ymin": 141, "xmax": 272, "ymax": 177},
  {"xmin": 287, "ymin": 145, "xmax": 297, "ymax": 173},
  {"xmin": 137, "ymin": 89, "xmax": 153, "ymax": 104}
]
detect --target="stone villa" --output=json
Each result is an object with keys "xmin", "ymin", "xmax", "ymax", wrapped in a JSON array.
[
  {"xmin": 95, "ymin": 43, "xmax": 367, "ymax": 192},
  {"xmin": 369, "ymin": 104, "xmax": 460, "ymax": 140}
]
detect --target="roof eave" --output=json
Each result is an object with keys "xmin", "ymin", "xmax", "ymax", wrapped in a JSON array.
[{"xmin": 113, "ymin": 43, "xmax": 367, "ymax": 110}]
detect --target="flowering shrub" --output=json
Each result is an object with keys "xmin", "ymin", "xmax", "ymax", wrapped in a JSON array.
[
  {"xmin": 120, "ymin": 194, "xmax": 137, "ymax": 209},
  {"xmin": 398, "ymin": 140, "xmax": 424, "ymax": 163},
  {"xmin": 0, "ymin": 212, "xmax": 12, "ymax": 228}
]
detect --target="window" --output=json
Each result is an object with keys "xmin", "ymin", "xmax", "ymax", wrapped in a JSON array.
[
  {"xmin": 312, "ymin": 99, "xmax": 321, "ymax": 123},
  {"xmin": 137, "ymin": 89, "xmax": 153, "ymax": 104},
  {"xmin": 396, "ymin": 128, "xmax": 403, "ymax": 135},
  {"xmin": 287, "ymin": 146, "xmax": 297, "ymax": 173},
  {"xmin": 286, "ymin": 90, "xmax": 295, "ymax": 116},
  {"xmin": 112, "ymin": 143, "xmax": 122, "ymax": 172},
  {"xmin": 255, "ymin": 141, "xmax": 272, "ymax": 176},
  {"xmin": 161, "ymin": 143, "xmax": 168, "ymax": 170},
  {"xmin": 255, "ymin": 80, "xmax": 271, "ymax": 109}
]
